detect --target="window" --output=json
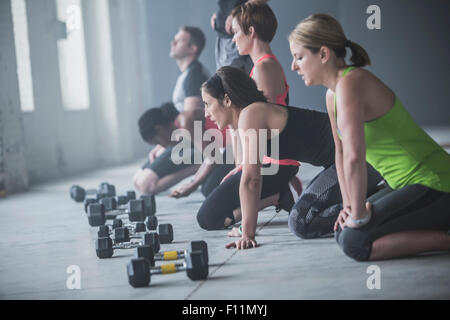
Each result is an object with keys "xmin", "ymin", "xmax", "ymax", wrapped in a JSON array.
[
  {"xmin": 56, "ymin": 0, "xmax": 90, "ymax": 110},
  {"xmin": 11, "ymin": 0, "xmax": 35, "ymax": 112}
]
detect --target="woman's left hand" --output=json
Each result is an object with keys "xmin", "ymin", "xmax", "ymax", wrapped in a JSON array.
[
  {"xmin": 225, "ymin": 236, "xmax": 257, "ymax": 250},
  {"xmin": 334, "ymin": 201, "xmax": 372, "ymax": 231}
]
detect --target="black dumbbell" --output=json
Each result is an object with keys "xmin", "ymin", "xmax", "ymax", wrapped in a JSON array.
[
  {"xmin": 95, "ymin": 232, "xmax": 160, "ymax": 259},
  {"xmin": 97, "ymin": 222, "xmax": 146, "ymax": 239},
  {"xmin": 87, "ymin": 200, "xmax": 146, "ymax": 227},
  {"xmin": 127, "ymin": 250, "xmax": 208, "ymax": 288},
  {"xmin": 145, "ymin": 216, "xmax": 158, "ymax": 231},
  {"xmin": 140, "ymin": 195, "xmax": 156, "ymax": 217},
  {"xmin": 157, "ymin": 224, "xmax": 173, "ymax": 244},
  {"xmin": 83, "ymin": 198, "xmax": 97, "ymax": 213},
  {"xmin": 116, "ymin": 191, "xmax": 136, "ymax": 206},
  {"xmin": 113, "ymin": 223, "xmax": 148, "ymax": 243},
  {"xmin": 136, "ymin": 240, "xmax": 208, "ymax": 267},
  {"xmin": 104, "ymin": 197, "xmax": 150, "ymax": 222},
  {"xmin": 70, "ymin": 183, "xmax": 115, "ymax": 202},
  {"xmin": 128, "ymin": 224, "xmax": 173, "ymax": 254}
]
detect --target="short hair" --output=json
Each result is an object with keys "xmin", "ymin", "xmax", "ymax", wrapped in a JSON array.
[
  {"xmin": 180, "ymin": 26, "xmax": 206, "ymax": 57},
  {"xmin": 138, "ymin": 102, "xmax": 178, "ymax": 142},
  {"xmin": 231, "ymin": 2, "xmax": 277, "ymax": 43}
]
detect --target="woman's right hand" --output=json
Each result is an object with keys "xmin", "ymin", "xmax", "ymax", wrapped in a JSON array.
[{"xmin": 225, "ymin": 236, "xmax": 257, "ymax": 250}]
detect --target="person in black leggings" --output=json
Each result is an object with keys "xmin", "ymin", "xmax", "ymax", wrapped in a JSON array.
[{"xmin": 196, "ymin": 66, "xmax": 382, "ymax": 249}]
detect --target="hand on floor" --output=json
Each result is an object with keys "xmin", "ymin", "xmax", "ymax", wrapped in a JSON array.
[
  {"xmin": 225, "ymin": 236, "xmax": 257, "ymax": 250},
  {"xmin": 169, "ymin": 183, "xmax": 197, "ymax": 198}
]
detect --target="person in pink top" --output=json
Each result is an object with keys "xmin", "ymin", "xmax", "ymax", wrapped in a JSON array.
[
  {"xmin": 224, "ymin": 1, "xmax": 302, "ymax": 237},
  {"xmin": 231, "ymin": 1, "xmax": 289, "ymax": 106}
]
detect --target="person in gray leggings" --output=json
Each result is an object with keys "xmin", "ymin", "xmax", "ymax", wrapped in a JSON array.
[{"xmin": 288, "ymin": 164, "xmax": 383, "ymax": 239}]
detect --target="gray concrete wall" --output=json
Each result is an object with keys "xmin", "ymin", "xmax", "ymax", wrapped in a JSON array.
[
  {"xmin": 6, "ymin": 0, "xmax": 155, "ymax": 186},
  {"xmin": 0, "ymin": 0, "xmax": 29, "ymax": 193},
  {"xmin": 338, "ymin": 0, "xmax": 450, "ymax": 125}
]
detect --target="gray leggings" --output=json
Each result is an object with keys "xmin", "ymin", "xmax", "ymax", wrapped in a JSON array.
[
  {"xmin": 288, "ymin": 163, "xmax": 383, "ymax": 239},
  {"xmin": 335, "ymin": 184, "xmax": 450, "ymax": 261}
]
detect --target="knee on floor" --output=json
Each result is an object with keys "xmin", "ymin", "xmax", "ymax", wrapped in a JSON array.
[{"xmin": 335, "ymin": 227, "xmax": 371, "ymax": 262}]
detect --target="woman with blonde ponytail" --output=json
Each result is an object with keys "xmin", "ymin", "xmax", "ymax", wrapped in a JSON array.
[{"xmin": 288, "ymin": 14, "xmax": 450, "ymax": 261}]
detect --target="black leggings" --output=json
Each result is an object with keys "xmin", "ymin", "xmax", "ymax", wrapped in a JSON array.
[
  {"xmin": 288, "ymin": 163, "xmax": 383, "ymax": 239},
  {"xmin": 335, "ymin": 184, "xmax": 450, "ymax": 261},
  {"xmin": 197, "ymin": 165, "xmax": 299, "ymax": 230},
  {"xmin": 200, "ymin": 162, "xmax": 235, "ymax": 197}
]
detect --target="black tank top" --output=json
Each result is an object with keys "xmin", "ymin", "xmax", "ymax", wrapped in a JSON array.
[{"xmin": 266, "ymin": 106, "xmax": 335, "ymax": 168}]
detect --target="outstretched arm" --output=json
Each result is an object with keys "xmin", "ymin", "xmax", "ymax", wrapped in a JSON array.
[
  {"xmin": 170, "ymin": 159, "xmax": 216, "ymax": 198},
  {"xmin": 336, "ymin": 79, "xmax": 368, "ymax": 220},
  {"xmin": 226, "ymin": 104, "xmax": 267, "ymax": 250}
]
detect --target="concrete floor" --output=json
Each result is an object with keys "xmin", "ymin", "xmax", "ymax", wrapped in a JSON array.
[{"xmin": 1, "ymin": 130, "xmax": 449, "ymax": 300}]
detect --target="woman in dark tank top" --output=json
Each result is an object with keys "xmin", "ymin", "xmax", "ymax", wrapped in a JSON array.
[{"xmin": 196, "ymin": 66, "xmax": 382, "ymax": 249}]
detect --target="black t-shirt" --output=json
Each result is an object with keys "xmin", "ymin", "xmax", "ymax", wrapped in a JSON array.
[
  {"xmin": 172, "ymin": 60, "xmax": 209, "ymax": 112},
  {"xmin": 215, "ymin": 0, "xmax": 247, "ymax": 38}
]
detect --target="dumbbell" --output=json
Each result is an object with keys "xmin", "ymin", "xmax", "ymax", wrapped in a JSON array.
[
  {"xmin": 101, "ymin": 196, "xmax": 152, "ymax": 222},
  {"xmin": 83, "ymin": 191, "xmax": 135, "ymax": 214},
  {"xmin": 97, "ymin": 217, "xmax": 157, "ymax": 242},
  {"xmin": 87, "ymin": 199, "xmax": 145, "ymax": 227},
  {"xmin": 95, "ymin": 232, "xmax": 160, "ymax": 259},
  {"xmin": 136, "ymin": 240, "xmax": 208, "ymax": 267},
  {"xmin": 70, "ymin": 183, "xmax": 115, "ymax": 202},
  {"xmin": 140, "ymin": 195, "xmax": 156, "ymax": 217},
  {"xmin": 114, "ymin": 215, "xmax": 158, "ymax": 232},
  {"xmin": 127, "ymin": 223, "xmax": 173, "ymax": 253},
  {"xmin": 125, "ymin": 223, "xmax": 173, "ymax": 253},
  {"xmin": 127, "ymin": 250, "xmax": 209, "ymax": 288},
  {"xmin": 97, "ymin": 222, "xmax": 147, "ymax": 240},
  {"xmin": 116, "ymin": 191, "xmax": 137, "ymax": 206}
]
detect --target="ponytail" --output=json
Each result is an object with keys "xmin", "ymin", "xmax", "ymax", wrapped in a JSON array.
[
  {"xmin": 289, "ymin": 14, "xmax": 371, "ymax": 67},
  {"xmin": 346, "ymin": 40, "xmax": 371, "ymax": 67}
]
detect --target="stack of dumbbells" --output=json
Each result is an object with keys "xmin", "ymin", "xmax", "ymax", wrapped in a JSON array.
[{"xmin": 69, "ymin": 182, "xmax": 209, "ymax": 288}]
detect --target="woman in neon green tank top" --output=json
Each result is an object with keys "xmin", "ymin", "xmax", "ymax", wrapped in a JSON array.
[{"xmin": 288, "ymin": 14, "xmax": 450, "ymax": 261}]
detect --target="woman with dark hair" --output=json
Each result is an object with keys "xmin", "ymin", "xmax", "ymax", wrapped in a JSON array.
[
  {"xmin": 289, "ymin": 14, "xmax": 450, "ymax": 260},
  {"xmin": 197, "ymin": 66, "xmax": 382, "ymax": 249},
  {"xmin": 225, "ymin": 1, "xmax": 304, "ymax": 236}
]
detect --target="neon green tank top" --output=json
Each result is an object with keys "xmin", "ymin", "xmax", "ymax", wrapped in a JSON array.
[{"xmin": 334, "ymin": 66, "xmax": 450, "ymax": 192}]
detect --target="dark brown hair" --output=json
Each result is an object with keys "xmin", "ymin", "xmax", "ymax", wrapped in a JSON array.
[
  {"xmin": 202, "ymin": 66, "xmax": 267, "ymax": 109},
  {"xmin": 231, "ymin": 2, "xmax": 277, "ymax": 43},
  {"xmin": 180, "ymin": 26, "xmax": 206, "ymax": 57}
]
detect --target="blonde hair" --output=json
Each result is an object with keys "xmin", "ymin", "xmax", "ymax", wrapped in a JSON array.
[{"xmin": 289, "ymin": 14, "xmax": 370, "ymax": 67}]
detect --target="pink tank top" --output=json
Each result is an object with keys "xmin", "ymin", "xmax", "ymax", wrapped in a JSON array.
[
  {"xmin": 249, "ymin": 54, "xmax": 290, "ymax": 106},
  {"xmin": 250, "ymin": 54, "xmax": 299, "ymax": 168}
]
